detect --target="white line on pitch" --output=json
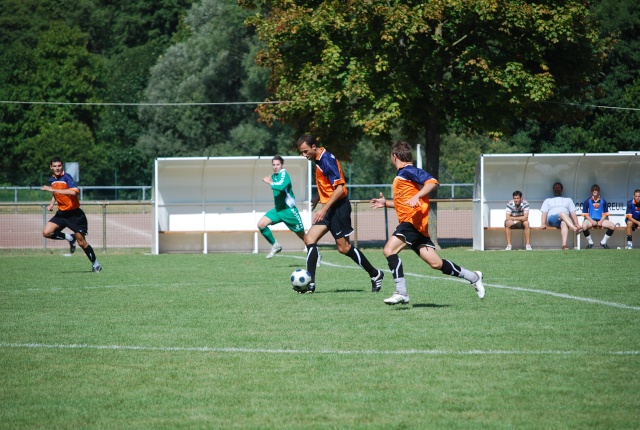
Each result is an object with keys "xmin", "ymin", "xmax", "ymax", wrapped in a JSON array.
[
  {"xmin": 1, "ymin": 343, "xmax": 638, "ymax": 356},
  {"xmin": 285, "ymin": 255, "xmax": 640, "ymax": 311}
]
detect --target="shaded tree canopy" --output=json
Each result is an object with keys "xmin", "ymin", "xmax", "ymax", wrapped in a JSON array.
[{"xmin": 240, "ymin": 0, "xmax": 609, "ymax": 181}]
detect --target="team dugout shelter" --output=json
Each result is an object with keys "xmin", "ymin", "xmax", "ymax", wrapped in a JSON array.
[
  {"xmin": 153, "ymin": 156, "xmax": 312, "ymax": 254},
  {"xmin": 473, "ymin": 152, "xmax": 640, "ymax": 250}
]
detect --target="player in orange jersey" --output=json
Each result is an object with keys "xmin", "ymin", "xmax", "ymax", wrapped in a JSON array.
[
  {"xmin": 296, "ymin": 134, "xmax": 384, "ymax": 294},
  {"xmin": 41, "ymin": 157, "xmax": 102, "ymax": 272},
  {"xmin": 370, "ymin": 141, "xmax": 483, "ymax": 305}
]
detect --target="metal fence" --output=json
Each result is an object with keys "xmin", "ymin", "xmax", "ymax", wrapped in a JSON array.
[
  {"xmin": 0, "ymin": 184, "xmax": 473, "ymax": 203},
  {"xmin": 0, "ymin": 200, "xmax": 473, "ymax": 252},
  {"xmin": 0, "ymin": 186, "xmax": 153, "ymax": 203}
]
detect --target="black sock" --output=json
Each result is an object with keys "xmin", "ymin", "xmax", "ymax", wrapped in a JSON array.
[
  {"xmin": 440, "ymin": 259, "xmax": 461, "ymax": 277},
  {"xmin": 386, "ymin": 254, "xmax": 404, "ymax": 280},
  {"xmin": 583, "ymin": 230, "xmax": 590, "ymax": 238},
  {"xmin": 50, "ymin": 231, "xmax": 66, "ymax": 240},
  {"xmin": 347, "ymin": 246, "xmax": 377, "ymax": 277},
  {"xmin": 306, "ymin": 244, "xmax": 318, "ymax": 282},
  {"xmin": 83, "ymin": 245, "xmax": 96, "ymax": 263}
]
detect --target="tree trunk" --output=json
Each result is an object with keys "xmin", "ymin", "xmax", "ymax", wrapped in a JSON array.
[{"xmin": 424, "ymin": 114, "xmax": 441, "ymax": 249}]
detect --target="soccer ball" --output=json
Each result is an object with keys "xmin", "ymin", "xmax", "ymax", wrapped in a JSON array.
[{"xmin": 290, "ymin": 269, "xmax": 311, "ymax": 289}]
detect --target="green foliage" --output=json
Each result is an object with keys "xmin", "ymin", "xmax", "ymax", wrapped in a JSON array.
[
  {"xmin": 0, "ymin": 21, "xmax": 103, "ymax": 185},
  {"xmin": 137, "ymin": 0, "xmax": 294, "ymax": 160},
  {"xmin": 242, "ymin": 0, "xmax": 607, "ymax": 174},
  {"xmin": 0, "ymin": 0, "xmax": 194, "ymax": 186}
]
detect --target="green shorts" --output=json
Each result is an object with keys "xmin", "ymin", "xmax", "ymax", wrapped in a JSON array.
[{"xmin": 265, "ymin": 207, "xmax": 305, "ymax": 233}]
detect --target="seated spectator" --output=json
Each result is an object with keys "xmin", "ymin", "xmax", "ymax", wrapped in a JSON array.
[
  {"xmin": 540, "ymin": 182, "xmax": 582, "ymax": 250},
  {"xmin": 581, "ymin": 184, "xmax": 616, "ymax": 249},
  {"xmin": 504, "ymin": 190, "xmax": 531, "ymax": 251},
  {"xmin": 625, "ymin": 189, "xmax": 640, "ymax": 249}
]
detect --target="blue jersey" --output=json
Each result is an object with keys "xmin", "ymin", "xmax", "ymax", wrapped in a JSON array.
[
  {"xmin": 627, "ymin": 199, "xmax": 640, "ymax": 221},
  {"xmin": 582, "ymin": 197, "xmax": 609, "ymax": 221}
]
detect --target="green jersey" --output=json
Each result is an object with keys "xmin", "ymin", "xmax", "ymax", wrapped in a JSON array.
[{"xmin": 271, "ymin": 169, "xmax": 296, "ymax": 211}]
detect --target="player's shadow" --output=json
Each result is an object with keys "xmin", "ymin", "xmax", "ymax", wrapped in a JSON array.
[{"xmin": 412, "ymin": 303, "xmax": 451, "ymax": 308}]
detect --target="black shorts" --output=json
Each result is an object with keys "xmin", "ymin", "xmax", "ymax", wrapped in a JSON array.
[
  {"xmin": 49, "ymin": 208, "xmax": 89, "ymax": 235},
  {"xmin": 315, "ymin": 198, "xmax": 354, "ymax": 240},
  {"xmin": 393, "ymin": 222, "xmax": 435, "ymax": 255}
]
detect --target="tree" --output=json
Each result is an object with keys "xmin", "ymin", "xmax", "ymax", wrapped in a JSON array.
[
  {"xmin": 137, "ymin": 0, "xmax": 293, "ymax": 161},
  {"xmin": 0, "ymin": 21, "xmax": 103, "ymax": 185},
  {"xmin": 240, "ymin": 0, "xmax": 608, "ymax": 184}
]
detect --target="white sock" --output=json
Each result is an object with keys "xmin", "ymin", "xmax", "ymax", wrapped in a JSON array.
[
  {"xmin": 65, "ymin": 233, "xmax": 74, "ymax": 242},
  {"xmin": 394, "ymin": 278, "xmax": 408, "ymax": 296}
]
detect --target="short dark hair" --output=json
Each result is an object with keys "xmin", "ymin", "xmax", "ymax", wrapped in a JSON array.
[
  {"xmin": 272, "ymin": 155, "xmax": 284, "ymax": 164},
  {"xmin": 50, "ymin": 156, "xmax": 63, "ymax": 165},
  {"xmin": 591, "ymin": 184, "xmax": 600, "ymax": 191},
  {"xmin": 297, "ymin": 134, "xmax": 316, "ymax": 148},
  {"xmin": 513, "ymin": 191, "xmax": 522, "ymax": 198},
  {"xmin": 391, "ymin": 141, "xmax": 413, "ymax": 162},
  {"xmin": 553, "ymin": 182, "xmax": 563, "ymax": 190}
]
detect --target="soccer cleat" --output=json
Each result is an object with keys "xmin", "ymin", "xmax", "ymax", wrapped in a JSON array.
[
  {"xmin": 69, "ymin": 237, "xmax": 77, "ymax": 254},
  {"xmin": 525, "ymin": 244, "xmax": 533, "ymax": 251},
  {"xmin": 384, "ymin": 293, "xmax": 410, "ymax": 305},
  {"xmin": 317, "ymin": 253, "xmax": 322, "ymax": 267},
  {"xmin": 600, "ymin": 243, "xmax": 609, "ymax": 249},
  {"xmin": 371, "ymin": 270, "xmax": 384, "ymax": 292},
  {"xmin": 586, "ymin": 244, "xmax": 593, "ymax": 249},
  {"xmin": 627, "ymin": 244, "xmax": 633, "ymax": 250},
  {"xmin": 472, "ymin": 271, "xmax": 485, "ymax": 299},
  {"xmin": 307, "ymin": 283, "xmax": 315, "ymax": 293},
  {"xmin": 266, "ymin": 243, "xmax": 282, "ymax": 259},
  {"xmin": 562, "ymin": 245, "xmax": 569, "ymax": 251},
  {"xmin": 92, "ymin": 263, "xmax": 102, "ymax": 273},
  {"xmin": 505, "ymin": 245, "xmax": 512, "ymax": 251}
]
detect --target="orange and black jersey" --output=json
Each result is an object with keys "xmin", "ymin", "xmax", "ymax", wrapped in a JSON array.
[
  {"xmin": 392, "ymin": 164, "xmax": 439, "ymax": 236},
  {"xmin": 49, "ymin": 172, "xmax": 80, "ymax": 211},
  {"xmin": 314, "ymin": 147, "xmax": 348, "ymax": 204}
]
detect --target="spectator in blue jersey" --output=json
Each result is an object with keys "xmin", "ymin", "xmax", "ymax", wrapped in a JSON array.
[
  {"xmin": 625, "ymin": 189, "xmax": 640, "ymax": 249},
  {"xmin": 580, "ymin": 184, "xmax": 616, "ymax": 249},
  {"xmin": 540, "ymin": 182, "xmax": 582, "ymax": 250},
  {"xmin": 504, "ymin": 190, "xmax": 532, "ymax": 251},
  {"xmin": 258, "ymin": 155, "xmax": 308, "ymax": 258},
  {"xmin": 40, "ymin": 157, "xmax": 102, "ymax": 272}
]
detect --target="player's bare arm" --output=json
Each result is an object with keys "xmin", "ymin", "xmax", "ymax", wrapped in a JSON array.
[
  {"xmin": 407, "ymin": 182, "xmax": 438, "ymax": 208},
  {"xmin": 313, "ymin": 184, "xmax": 345, "ymax": 223}
]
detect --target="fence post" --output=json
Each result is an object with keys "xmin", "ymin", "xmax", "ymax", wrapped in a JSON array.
[
  {"xmin": 102, "ymin": 203, "xmax": 107, "ymax": 254},
  {"xmin": 42, "ymin": 205, "xmax": 47, "ymax": 250},
  {"xmin": 353, "ymin": 201, "xmax": 358, "ymax": 248}
]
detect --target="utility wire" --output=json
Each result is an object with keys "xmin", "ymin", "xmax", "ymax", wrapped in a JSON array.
[
  {"xmin": 0, "ymin": 99, "xmax": 637, "ymax": 111},
  {"xmin": 0, "ymin": 100, "xmax": 284, "ymax": 106}
]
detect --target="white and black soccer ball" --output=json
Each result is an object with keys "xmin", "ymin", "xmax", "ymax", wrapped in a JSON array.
[{"xmin": 290, "ymin": 269, "xmax": 311, "ymax": 290}]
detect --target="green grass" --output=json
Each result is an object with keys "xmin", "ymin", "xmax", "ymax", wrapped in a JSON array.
[{"xmin": 1, "ymin": 248, "xmax": 639, "ymax": 429}]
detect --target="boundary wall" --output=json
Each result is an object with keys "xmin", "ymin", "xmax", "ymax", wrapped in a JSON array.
[{"xmin": 473, "ymin": 153, "xmax": 640, "ymax": 250}]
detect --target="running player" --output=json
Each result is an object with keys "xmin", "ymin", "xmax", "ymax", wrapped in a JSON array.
[
  {"xmin": 41, "ymin": 156, "xmax": 102, "ymax": 272},
  {"xmin": 296, "ymin": 134, "xmax": 384, "ymax": 294},
  {"xmin": 370, "ymin": 141, "xmax": 484, "ymax": 305}
]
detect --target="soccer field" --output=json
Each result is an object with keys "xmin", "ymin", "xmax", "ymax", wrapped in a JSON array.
[{"xmin": 1, "ymin": 248, "xmax": 638, "ymax": 428}]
